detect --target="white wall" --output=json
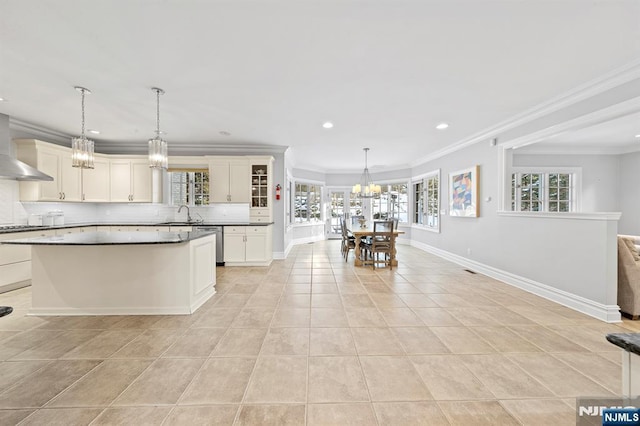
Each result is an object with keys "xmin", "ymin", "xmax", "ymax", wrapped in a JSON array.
[
  {"xmin": 409, "ymin": 140, "xmax": 619, "ymax": 320},
  {"xmin": 512, "ymin": 153, "xmax": 620, "ymax": 212},
  {"xmin": 619, "ymin": 151, "xmax": 640, "ymax": 235}
]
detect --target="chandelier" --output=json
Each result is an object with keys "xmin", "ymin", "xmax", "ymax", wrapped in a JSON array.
[
  {"xmin": 352, "ymin": 147, "xmax": 381, "ymax": 198},
  {"xmin": 71, "ymin": 86, "xmax": 95, "ymax": 169},
  {"xmin": 148, "ymin": 87, "xmax": 168, "ymax": 169}
]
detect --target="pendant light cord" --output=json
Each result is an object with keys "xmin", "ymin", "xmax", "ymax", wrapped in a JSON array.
[
  {"xmin": 80, "ymin": 88, "xmax": 85, "ymax": 139},
  {"xmin": 156, "ymin": 88, "xmax": 160, "ymax": 136}
]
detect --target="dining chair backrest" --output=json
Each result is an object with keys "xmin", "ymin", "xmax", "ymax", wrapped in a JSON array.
[
  {"xmin": 391, "ymin": 218, "xmax": 399, "ymax": 231},
  {"xmin": 373, "ymin": 220, "xmax": 394, "ymax": 233}
]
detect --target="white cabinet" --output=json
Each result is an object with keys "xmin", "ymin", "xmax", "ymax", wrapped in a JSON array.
[
  {"xmin": 224, "ymin": 225, "xmax": 272, "ymax": 266},
  {"xmin": 16, "ymin": 140, "xmax": 152, "ymax": 203},
  {"xmin": 0, "ymin": 230, "xmax": 55, "ymax": 292},
  {"xmin": 16, "ymin": 140, "xmax": 82, "ymax": 202},
  {"xmin": 55, "ymin": 226, "xmax": 96, "ymax": 235},
  {"xmin": 109, "ymin": 158, "xmax": 152, "ymax": 202},
  {"xmin": 82, "ymin": 155, "xmax": 110, "ymax": 202},
  {"xmin": 249, "ymin": 157, "xmax": 274, "ymax": 222},
  {"xmin": 210, "ymin": 158, "xmax": 249, "ymax": 203}
]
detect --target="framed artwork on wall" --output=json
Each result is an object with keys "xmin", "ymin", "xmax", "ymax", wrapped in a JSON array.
[{"xmin": 449, "ymin": 165, "xmax": 479, "ymax": 217}]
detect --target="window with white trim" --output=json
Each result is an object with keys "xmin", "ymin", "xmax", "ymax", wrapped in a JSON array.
[
  {"xmin": 372, "ymin": 183, "xmax": 408, "ymax": 222},
  {"xmin": 511, "ymin": 170, "xmax": 576, "ymax": 212},
  {"xmin": 169, "ymin": 170, "xmax": 210, "ymax": 206},
  {"xmin": 425, "ymin": 173, "xmax": 439, "ymax": 228},
  {"xmin": 413, "ymin": 171, "xmax": 440, "ymax": 230},
  {"xmin": 413, "ymin": 181, "xmax": 424, "ymax": 224},
  {"xmin": 294, "ymin": 182, "xmax": 322, "ymax": 223}
]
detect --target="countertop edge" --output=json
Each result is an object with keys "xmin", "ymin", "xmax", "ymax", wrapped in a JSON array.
[
  {"xmin": 0, "ymin": 222, "xmax": 274, "ymax": 234},
  {"xmin": 1, "ymin": 230, "xmax": 217, "ymax": 246},
  {"xmin": 606, "ymin": 333, "xmax": 640, "ymax": 356}
]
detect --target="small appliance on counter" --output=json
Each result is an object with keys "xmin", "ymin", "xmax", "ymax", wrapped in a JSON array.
[
  {"xmin": 28, "ymin": 214, "xmax": 43, "ymax": 226},
  {"xmin": 49, "ymin": 210, "xmax": 65, "ymax": 226},
  {"xmin": 42, "ymin": 213, "xmax": 53, "ymax": 226}
]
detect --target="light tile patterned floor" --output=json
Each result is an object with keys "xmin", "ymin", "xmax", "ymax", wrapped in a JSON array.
[{"xmin": 0, "ymin": 240, "xmax": 635, "ymax": 425}]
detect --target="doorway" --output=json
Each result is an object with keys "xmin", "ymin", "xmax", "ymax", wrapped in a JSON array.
[{"xmin": 327, "ymin": 189, "xmax": 362, "ymax": 239}]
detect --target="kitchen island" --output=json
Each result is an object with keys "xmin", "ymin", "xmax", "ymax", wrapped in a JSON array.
[{"xmin": 1, "ymin": 230, "xmax": 216, "ymax": 316}]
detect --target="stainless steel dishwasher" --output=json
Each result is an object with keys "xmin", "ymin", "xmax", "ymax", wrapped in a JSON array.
[{"xmin": 194, "ymin": 225, "xmax": 224, "ymax": 266}]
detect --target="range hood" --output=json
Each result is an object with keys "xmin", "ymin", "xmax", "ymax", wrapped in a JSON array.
[{"xmin": 0, "ymin": 113, "xmax": 53, "ymax": 181}]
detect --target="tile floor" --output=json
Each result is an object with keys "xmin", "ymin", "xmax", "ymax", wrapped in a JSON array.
[{"xmin": 0, "ymin": 240, "xmax": 636, "ymax": 425}]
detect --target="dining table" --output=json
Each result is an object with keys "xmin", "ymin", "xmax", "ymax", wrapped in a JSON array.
[{"xmin": 348, "ymin": 226, "xmax": 405, "ymax": 267}]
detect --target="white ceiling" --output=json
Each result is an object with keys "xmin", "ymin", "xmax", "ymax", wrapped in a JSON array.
[{"xmin": 1, "ymin": 1, "xmax": 639, "ymax": 172}]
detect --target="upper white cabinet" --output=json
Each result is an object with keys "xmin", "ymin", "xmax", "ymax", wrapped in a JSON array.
[
  {"xmin": 209, "ymin": 158, "xmax": 249, "ymax": 203},
  {"xmin": 16, "ymin": 139, "xmax": 81, "ymax": 202},
  {"xmin": 109, "ymin": 158, "xmax": 152, "ymax": 202},
  {"xmin": 16, "ymin": 140, "xmax": 154, "ymax": 203},
  {"xmin": 82, "ymin": 154, "xmax": 110, "ymax": 202},
  {"xmin": 249, "ymin": 156, "xmax": 274, "ymax": 222}
]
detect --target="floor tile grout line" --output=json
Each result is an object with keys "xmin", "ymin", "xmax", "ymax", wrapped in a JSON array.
[{"xmin": 234, "ymin": 265, "xmax": 291, "ymax": 422}]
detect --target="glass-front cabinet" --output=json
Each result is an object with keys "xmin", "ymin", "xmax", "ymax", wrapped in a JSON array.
[
  {"xmin": 251, "ymin": 164, "xmax": 269, "ymax": 208},
  {"xmin": 249, "ymin": 157, "xmax": 274, "ymax": 223}
]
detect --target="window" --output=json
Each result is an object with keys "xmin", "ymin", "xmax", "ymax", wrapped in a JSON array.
[
  {"xmin": 294, "ymin": 182, "xmax": 322, "ymax": 223},
  {"xmin": 414, "ymin": 181, "xmax": 424, "ymax": 223},
  {"xmin": 413, "ymin": 171, "xmax": 440, "ymax": 230},
  {"xmin": 425, "ymin": 173, "xmax": 439, "ymax": 228},
  {"xmin": 169, "ymin": 170, "xmax": 210, "ymax": 206},
  {"xmin": 511, "ymin": 170, "xmax": 576, "ymax": 212},
  {"xmin": 372, "ymin": 183, "xmax": 408, "ymax": 222}
]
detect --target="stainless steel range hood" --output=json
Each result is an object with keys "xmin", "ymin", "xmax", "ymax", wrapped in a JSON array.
[{"xmin": 0, "ymin": 113, "xmax": 53, "ymax": 181}]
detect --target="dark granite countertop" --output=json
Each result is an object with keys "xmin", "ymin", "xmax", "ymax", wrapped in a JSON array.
[
  {"xmin": 0, "ymin": 230, "xmax": 216, "ymax": 246},
  {"xmin": 606, "ymin": 333, "xmax": 640, "ymax": 356},
  {"xmin": 0, "ymin": 222, "xmax": 273, "ymax": 234}
]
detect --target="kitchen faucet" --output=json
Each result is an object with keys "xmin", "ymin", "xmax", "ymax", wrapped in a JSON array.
[{"xmin": 177, "ymin": 205, "xmax": 192, "ymax": 223}]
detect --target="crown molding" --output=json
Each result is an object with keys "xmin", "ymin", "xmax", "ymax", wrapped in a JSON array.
[
  {"xmin": 94, "ymin": 141, "xmax": 288, "ymax": 156},
  {"xmin": 505, "ymin": 96, "xmax": 640, "ymax": 150},
  {"xmin": 9, "ymin": 118, "xmax": 72, "ymax": 144},
  {"xmin": 515, "ymin": 144, "xmax": 640, "ymax": 156},
  {"xmin": 409, "ymin": 59, "xmax": 640, "ymax": 167}
]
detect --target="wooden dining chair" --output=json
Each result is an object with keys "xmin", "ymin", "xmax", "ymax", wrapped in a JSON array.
[
  {"xmin": 362, "ymin": 220, "xmax": 394, "ymax": 269},
  {"xmin": 341, "ymin": 216, "xmax": 356, "ymax": 261}
]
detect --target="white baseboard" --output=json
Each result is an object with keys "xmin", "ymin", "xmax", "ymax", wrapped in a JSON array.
[
  {"xmin": 410, "ymin": 240, "xmax": 621, "ymax": 323},
  {"xmin": 190, "ymin": 287, "xmax": 216, "ymax": 313},
  {"xmin": 28, "ymin": 306, "xmax": 192, "ymax": 316},
  {"xmin": 224, "ymin": 260, "xmax": 273, "ymax": 267}
]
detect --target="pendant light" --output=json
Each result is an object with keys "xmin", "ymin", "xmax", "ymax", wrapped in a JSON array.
[
  {"xmin": 352, "ymin": 148, "xmax": 381, "ymax": 198},
  {"xmin": 148, "ymin": 87, "xmax": 168, "ymax": 169},
  {"xmin": 71, "ymin": 86, "xmax": 95, "ymax": 169}
]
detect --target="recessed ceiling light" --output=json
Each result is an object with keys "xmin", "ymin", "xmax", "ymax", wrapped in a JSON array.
[
  {"xmin": 635, "ymin": 134, "xmax": 640, "ymax": 138},
  {"xmin": 0, "ymin": 97, "xmax": 5, "ymax": 102},
  {"xmin": 88, "ymin": 129, "xmax": 100, "ymax": 135},
  {"xmin": 322, "ymin": 122, "xmax": 334, "ymax": 129},
  {"xmin": 435, "ymin": 123, "xmax": 449, "ymax": 130},
  {"xmin": 219, "ymin": 131, "xmax": 231, "ymax": 136}
]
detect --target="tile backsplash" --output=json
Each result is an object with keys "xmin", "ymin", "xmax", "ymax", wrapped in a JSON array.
[
  {"xmin": 16, "ymin": 202, "xmax": 250, "ymax": 225},
  {"xmin": 1, "ymin": 176, "xmax": 250, "ymax": 225},
  {"xmin": 0, "ymin": 180, "xmax": 23, "ymax": 225}
]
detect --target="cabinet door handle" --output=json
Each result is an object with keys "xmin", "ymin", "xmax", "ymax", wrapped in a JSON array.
[
  {"xmin": 59, "ymin": 192, "xmax": 62, "ymax": 199},
  {"xmin": 62, "ymin": 192, "xmax": 65, "ymax": 200}
]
